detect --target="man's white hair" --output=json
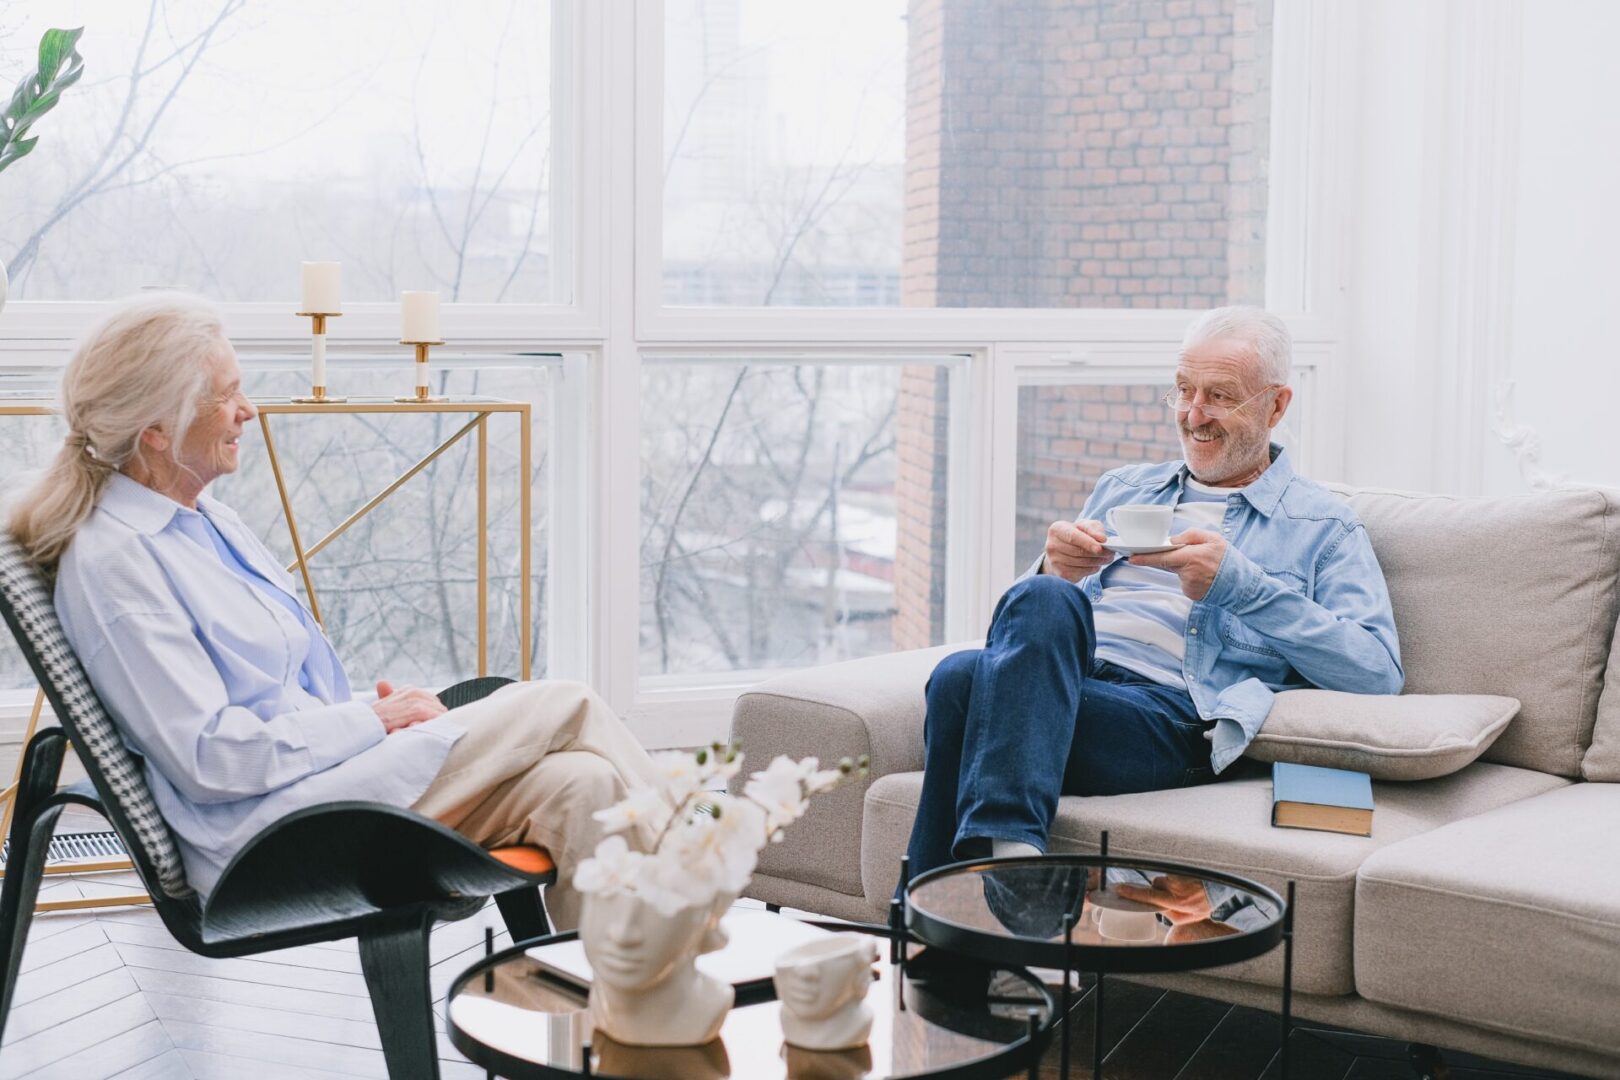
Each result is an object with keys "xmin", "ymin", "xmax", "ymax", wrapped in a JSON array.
[{"xmin": 1180, "ymin": 305, "xmax": 1293, "ymax": 386}]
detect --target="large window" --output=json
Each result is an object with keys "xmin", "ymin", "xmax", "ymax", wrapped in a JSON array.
[
  {"xmin": 0, "ymin": 2, "xmax": 1323, "ymax": 744},
  {"xmin": 662, "ymin": 0, "xmax": 1272, "ymax": 309},
  {"xmin": 640, "ymin": 359, "xmax": 955, "ymax": 677},
  {"xmin": 0, "ymin": 2, "xmax": 556, "ymax": 303}
]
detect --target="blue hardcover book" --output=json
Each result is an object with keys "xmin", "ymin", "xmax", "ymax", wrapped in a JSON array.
[{"xmin": 1271, "ymin": 762, "xmax": 1373, "ymax": 836}]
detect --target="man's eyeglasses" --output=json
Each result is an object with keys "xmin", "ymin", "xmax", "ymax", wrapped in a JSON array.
[{"xmin": 1162, "ymin": 384, "xmax": 1281, "ymax": 421}]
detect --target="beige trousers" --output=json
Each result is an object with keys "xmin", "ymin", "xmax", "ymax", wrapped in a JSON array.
[{"xmin": 408, "ymin": 679, "xmax": 658, "ymax": 930}]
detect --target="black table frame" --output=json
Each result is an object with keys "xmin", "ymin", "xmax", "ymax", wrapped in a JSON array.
[
  {"xmin": 447, "ymin": 919, "xmax": 1061, "ymax": 1080},
  {"xmin": 897, "ymin": 833, "xmax": 1296, "ymax": 1080}
]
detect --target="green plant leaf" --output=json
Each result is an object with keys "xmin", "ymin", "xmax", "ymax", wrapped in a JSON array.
[
  {"xmin": 36, "ymin": 28, "xmax": 85, "ymax": 86},
  {"xmin": 6, "ymin": 80, "xmax": 33, "ymax": 123},
  {"xmin": 0, "ymin": 136, "xmax": 39, "ymax": 170},
  {"xmin": 57, "ymin": 60, "xmax": 85, "ymax": 93},
  {"xmin": 0, "ymin": 27, "xmax": 84, "ymax": 177}
]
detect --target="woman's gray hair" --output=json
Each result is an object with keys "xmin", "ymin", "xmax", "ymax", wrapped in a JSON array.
[
  {"xmin": 7, "ymin": 293, "xmax": 226, "ymax": 573},
  {"xmin": 1180, "ymin": 305, "xmax": 1293, "ymax": 387}
]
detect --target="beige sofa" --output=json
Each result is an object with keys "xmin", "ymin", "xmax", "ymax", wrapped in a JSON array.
[{"xmin": 730, "ymin": 486, "xmax": 1620, "ymax": 1077}]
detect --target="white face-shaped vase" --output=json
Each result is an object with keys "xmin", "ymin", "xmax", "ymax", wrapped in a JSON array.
[
  {"xmin": 773, "ymin": 934, "xmax": 878, "ymax": 1050},
  {"xmin": 580, "ymin": 888, "xmax": 734, "ymax": 1046}
]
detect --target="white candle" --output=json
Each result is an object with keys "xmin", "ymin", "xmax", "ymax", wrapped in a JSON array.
[
  {"xmin": 401, "ymin": 290, "xmax": 441, "ymax": 342},
  {"xmin": 301, "ymin": 262, "xmax": 341, "ymax": 314}
]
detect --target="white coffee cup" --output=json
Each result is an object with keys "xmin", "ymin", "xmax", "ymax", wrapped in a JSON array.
[
  {"xmin": 1089, "ymin": 892, "xmax": 1164, "ymax": 942},
  {"xmin": 1105, "ymin": 504, "xmax": 1173, "ymax": 546}
]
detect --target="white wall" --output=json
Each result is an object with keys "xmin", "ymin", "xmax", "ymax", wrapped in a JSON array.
[
  {"xmin": 1340, "ymin": 0, "xmax": 1437, "ymax": 492},
  {"xmin": 1492, "ymin": 0, "xmax": 1620, "ymax": 492},
  {"xmin": 1340, "ymin": 0, "xmax": 1620, "ymax": 495}
]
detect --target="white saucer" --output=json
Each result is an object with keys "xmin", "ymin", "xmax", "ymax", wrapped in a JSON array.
[{"xmin": 1102, "ymin": 537, "xmax": 1175, "ymax": 555}]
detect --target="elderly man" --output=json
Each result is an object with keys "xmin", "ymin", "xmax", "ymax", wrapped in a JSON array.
[{"xmin": 900, "ymin": 306, "xmax": 1403, "ymax": 887}]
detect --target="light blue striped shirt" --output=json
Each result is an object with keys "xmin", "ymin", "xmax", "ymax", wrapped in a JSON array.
[
  {"xmin": 1023, "ymin": 447, "xmax": 1403, "ymax": 772},
  {"xmin": 1092, "ymin": 479, "xmax": 1234, "ymax": 688},
  {"xmin": 54, "ymin": 473, "xmax": 466, "ymax": 896}
]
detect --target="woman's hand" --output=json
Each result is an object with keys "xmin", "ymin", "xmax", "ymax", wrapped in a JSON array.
[{"xmin": 371, "ymin": 680, "xmax": 447, "ymax": 734}]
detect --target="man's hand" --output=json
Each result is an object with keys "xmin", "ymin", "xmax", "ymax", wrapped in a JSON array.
[
  {"xmin": 1112, "ymin": 874, "xmax": 1213, "ymax": 924},
  {"xmin": 1127, "ymin": 528, "xmax": 1227, "ymax": 600},
  {"xmin": 1113, "ymin": 874, "xmax": 1239, "ymax": 943},
  {"xmin": 371, "ymin": 680, "xmax": 447, "ymax": 734},
  {"xmin": 1042, "ymin": 519, "xmax": 1112, "ymax": 582}
]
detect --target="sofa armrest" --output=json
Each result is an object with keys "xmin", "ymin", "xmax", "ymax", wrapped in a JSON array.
[{"xmin": 728, "ymin": 643, "xmax": 972, "ymax": 904}]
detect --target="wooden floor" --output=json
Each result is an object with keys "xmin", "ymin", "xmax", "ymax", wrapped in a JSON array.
[
  {"xmin": 0, "ymin": 866, "xmax": 497, "ymax": 1079},
  {"xmin": 0, "ymin": 870, "xmax": 1582, "ymax": 1079},
  {"xmin": 1029, "ymin": 974, "xmax": 1577, "ymax": 1080}
]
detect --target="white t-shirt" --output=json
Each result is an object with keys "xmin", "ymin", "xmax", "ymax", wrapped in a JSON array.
[{"xmin": 1091, "ymin": 478, "xmax": 1240, "ymax": 688}]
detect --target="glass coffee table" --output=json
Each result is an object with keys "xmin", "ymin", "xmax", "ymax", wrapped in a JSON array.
[
  {"xmin": 447, "ymin": 919, "xmax": 1057, "ymax": 1079},
  {"xmin": 902, "ymin": 848, "xmax": 1293, "ymax": 1080}
]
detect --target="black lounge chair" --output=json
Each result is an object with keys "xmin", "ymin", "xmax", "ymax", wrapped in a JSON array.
[{"xmin": 0, "ymin": 533, "xmax": 556, "ymax": 1080}]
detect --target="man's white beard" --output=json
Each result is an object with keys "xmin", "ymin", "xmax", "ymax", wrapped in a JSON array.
[{"xmin": 1180, "ymin": 422, "xmax": 1270, "ymax": 484}]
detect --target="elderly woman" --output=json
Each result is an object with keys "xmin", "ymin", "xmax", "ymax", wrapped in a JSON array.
[{"xmin": 5, "ymin": 293, "xmax": 655, "ymax": 928}]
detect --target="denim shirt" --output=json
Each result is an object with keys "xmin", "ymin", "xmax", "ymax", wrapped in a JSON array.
[
  {"xmin": 54, "ymin": 473, "xmax": 465, "ymax": 896},
  {"xmin": 1029, "ymin": 445, "xmax": 1403, "ymax": 772}
]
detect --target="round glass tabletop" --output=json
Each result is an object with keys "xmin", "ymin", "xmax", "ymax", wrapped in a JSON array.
[
  {"xmin": 448, "ymin": 922, "xmax": 1056, "ymax": 1080},
  {"xmin": 904, "ymin": 855, "xmax": 1286, "ymax": 975}
]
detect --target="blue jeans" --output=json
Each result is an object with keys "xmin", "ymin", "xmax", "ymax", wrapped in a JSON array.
[{"xmin": 900, "ymin": 575, "xmax": 1216, "ymax": 891}]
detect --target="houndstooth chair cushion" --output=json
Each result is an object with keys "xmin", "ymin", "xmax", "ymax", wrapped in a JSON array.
[{"xmin": 0, "ymin": 534, "xmax": 192, "ymax": 897}]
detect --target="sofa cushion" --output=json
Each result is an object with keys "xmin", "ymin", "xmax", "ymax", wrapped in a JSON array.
[
  {"xmin": 1328, "ymin": 485, "xmax": 1620, "ymax": 778},
  {"xmin": 1245, "ymin": 690, "xmax": 1518, "ymax": 780},
  {"xmin": 863, "ymin": 762, "xmax": 1568, "ymax": 995},
  {"xmin": 1355, "ymin": 783, "xmax": 1620, "ymax": 1057},
  {"xmin": 731, "ymin": 643, "xmax": 964, "ymax": 900},
  {"xmin": 1584, "ymin": 615, "xmax": 1620, "ymax": 780}
]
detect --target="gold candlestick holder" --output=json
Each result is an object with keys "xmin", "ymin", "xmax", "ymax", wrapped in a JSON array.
[
  {"xmin": 292, "ymin": 311, "xmax": 347, "ymax": 403},
  {"xmin": 397, "ymin": 340, "xmax": 448, "ymax": 402}
]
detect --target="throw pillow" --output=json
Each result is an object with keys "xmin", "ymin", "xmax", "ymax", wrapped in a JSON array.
[{"xmin": 1243, "ymin": 690, "xmax": 1519, "ymax": 780}]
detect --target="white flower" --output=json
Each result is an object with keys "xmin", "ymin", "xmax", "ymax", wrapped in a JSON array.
[
  {"xmin": 578, "ymin": 751, "xmax": 849, "ymax": 913},
  {"xmin": 639, "ymin": 841, "xmax": 726, "ymax": 915},
  {"xmin": 643, "ymin": 795, "xmax": 767, "ymax": 910},
  {"xmin": 592, "ymin": 786, "xmax": 671, "ymax": 845},
  {"xmin": 743, "ymin": 755, "xmax": 816, "ymax": 832},
  {"xmin": 802, "ymin": 766, "xmax": 844, "ymax": 796},
  {"xmin": 649, "ymin": 749, "xmax": 706, "ymax": 806},
  {"xmin": 705, "ymin": 749, "xmax": 744, "ymax": 786},
  {"xmin": 573, "ymin": 834, "xmax": 646, "ymax": 896}
]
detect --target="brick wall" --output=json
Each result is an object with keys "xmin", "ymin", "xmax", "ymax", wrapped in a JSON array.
[
  {"xmin": 1014, "ymin": 384, "xmax": 1186, "ymax": 570},
  {"xmin": 903, "ymin": 0, "xmax": 1270, "ymax": 309},
  {"xmin": 893, "ymin": 364, "xmax": 952, "ymax": 650},
  {"xmin": 892, "ymin": 0, "xmax": 1270, "ymax": 639}
]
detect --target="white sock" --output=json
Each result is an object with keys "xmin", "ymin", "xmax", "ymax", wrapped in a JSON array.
[{"xmin": 991, "ymin": 839, "xmax": 1041, "ymax": 859}]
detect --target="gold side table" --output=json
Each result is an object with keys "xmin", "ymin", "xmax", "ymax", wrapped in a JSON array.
[
  {"xmin": 0, "ymin": 396, "xmax": 534, "ymax": 912},
  {"xmin": 254, "ymin": 397, "xmax": 533, "ymax": 680}
]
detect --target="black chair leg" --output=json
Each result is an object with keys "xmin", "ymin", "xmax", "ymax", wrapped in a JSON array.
[
  {"xmin": 0, "ymin": 729, "xmax": 68, "ymax": 1046},
  {"xmin": 358, "ymin": 908, "xmax": 440, "ymax": 1080},
  {"xmin": 494, "ymin": 885, "xmax": 550, "ymax": 943}
]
